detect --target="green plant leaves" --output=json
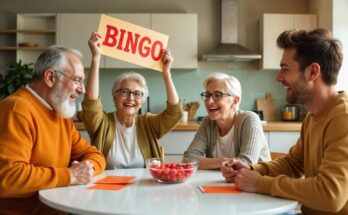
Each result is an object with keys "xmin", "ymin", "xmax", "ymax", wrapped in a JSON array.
[{"xmin": 0, "ymin": 60, "xmax": 33, "ymax": 99}]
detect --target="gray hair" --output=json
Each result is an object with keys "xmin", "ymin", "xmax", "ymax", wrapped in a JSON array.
[
  {"xmin": 31, "ymin": 45, "xmax": 83, "ymax": 81},
  {"xmin": 203, "ymin": 72, "xmax": 242, "ymax": 109},
  {"xmin": 112, "ymin": 72, "xmax": 149, "ymax": 103}
]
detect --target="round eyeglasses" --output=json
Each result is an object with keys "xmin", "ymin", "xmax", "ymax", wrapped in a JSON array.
[
  {"xmin": 116, "ymin": 88, "xmax": 144, "ymax": 99},
  {"xmin": 54, "ymin": 70, "xmax": 84, "ymax": 87},
  {"xmin": 200, "ymin": 91, "xmax": 232, "ymax": 101}
]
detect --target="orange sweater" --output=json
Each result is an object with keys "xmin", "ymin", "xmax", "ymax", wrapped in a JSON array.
[{"xmin": 0, "ymin": 87, "xmax": 106, "ymax": 214}]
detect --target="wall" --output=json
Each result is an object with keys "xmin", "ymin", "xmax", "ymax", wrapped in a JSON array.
[
  {"xmin": 332, "ymin": 0, "xmax": 348, "ymax": 91},
  {"xmin": 309, "ymin": 0, "xmax": 348, "ymax": 92},
  {"xmin": 0, "ymin": 0, "xmax": 310, "ymax": 119}
]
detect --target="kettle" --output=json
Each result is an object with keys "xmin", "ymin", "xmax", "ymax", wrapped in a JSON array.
[{"xmin": 282, "ymin": 104, "xmax": 300, "ymax": 121}]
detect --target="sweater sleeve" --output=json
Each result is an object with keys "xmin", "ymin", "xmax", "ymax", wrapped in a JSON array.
[
  {"xmin": 236, "ymin": 112, "xmax": 270, "ymax": 164},
  {"xmin": 81, "ymin": 97, "xmax": 106, "ymax": 141},
  {"xmin": 183, "ymin": 117, "xmax": 210, "ymax": 160},
  {"xmin": 69, "ymin": 121, "xmax": 106, "ymax": 174},
  {"xmin": 141, "ymin": 101, "xmax": 183, "ymax": 139}
]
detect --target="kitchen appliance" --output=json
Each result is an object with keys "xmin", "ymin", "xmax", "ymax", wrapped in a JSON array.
[
  {"xmin": 201, "ymin": 0, "xmax": 261, "ymax": 61},
  {"xmin": 282, "ymin": 104, "xmax": 300, "ymax": 121}
]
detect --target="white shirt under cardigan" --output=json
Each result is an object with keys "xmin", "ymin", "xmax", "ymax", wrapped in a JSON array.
[
  {"xmin": 106, "ymin": 113, "xmax": 145, "ymax": 169},
  {"xmin": 184, "ymin": 110, "xmax": 271, "ymax": 164},
  {"xmin": 213, "ymin": 125, "xmax": 236, "ymax": 158}
]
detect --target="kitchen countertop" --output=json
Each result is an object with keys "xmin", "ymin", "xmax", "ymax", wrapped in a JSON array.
[{"xmin": 74, "ymin": 121, "xmax": 302, "ymax": 132}]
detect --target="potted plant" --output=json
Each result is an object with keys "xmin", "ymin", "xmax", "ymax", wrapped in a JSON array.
[{"xmin": 0, "ymin": 60, "xmax": 33, "ymax": 99}]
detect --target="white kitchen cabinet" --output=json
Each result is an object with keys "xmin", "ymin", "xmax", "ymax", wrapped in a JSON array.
[
  {"xmin": 57, "ymin": 13, "xmax": 197, "ymax": 69},
  {"xmin": 151, "ymin": 14, "xmax": 197, "ymax": 69},
  {"xmin": 268, "ymin": 131, "xmax": 300, "ymax": 153},
  {"xmin": 260, "ymin": 14, "xmax": 317, "ymax": 70},
  {"xmin": 159, "ymin": 131, "xmax": 196, "ymax": 156},
  {"xmin": 57, "ymin": 14, "xmax": 104, "ymax": 67}
]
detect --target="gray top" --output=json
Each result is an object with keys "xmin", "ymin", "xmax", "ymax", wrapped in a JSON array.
[{"xmin": 183, "ymin": 110, "xmax": 271, "ymax": 164}]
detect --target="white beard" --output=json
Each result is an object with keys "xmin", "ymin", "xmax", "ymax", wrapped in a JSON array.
[
  {"xmin": 49, "ymin": 84, "xmax": 77, "ymax": 119},
  {"xmin": 54, "ymin": 97, "xmax": 76, "ymax": 118}
]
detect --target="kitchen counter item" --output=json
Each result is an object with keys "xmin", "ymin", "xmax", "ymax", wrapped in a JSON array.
[
  {"xmin": 282, "ymin": 104, "xmax": 300, "ymax": 121},
  {"xmin": 256, "ymin": 93, "xmax": 276, "ymax": 122},
  {"xmin": 185, "ymin": 101, "xmax": 200, "ymax": 121}
]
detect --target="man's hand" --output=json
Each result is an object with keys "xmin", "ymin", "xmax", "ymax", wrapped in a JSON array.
[
  {"xmin": 69, "ymin": 160, "xmax": 95, "ymax": 185},
  {"xmin": 234, "ymin": 168, "xmax": 261, "ymax": 193},
  {"xmin": 221, "ymin": 158, "xmax": 250, "ymax": 183}
]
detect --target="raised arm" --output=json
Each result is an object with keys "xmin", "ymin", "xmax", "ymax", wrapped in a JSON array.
[
  {"xmin": 161, "ymin": 49, "xmax": 179, "ymax": 105},
  {"xmin": 85, "ymin": 32, "xmax": 102, "ymax": 100}
]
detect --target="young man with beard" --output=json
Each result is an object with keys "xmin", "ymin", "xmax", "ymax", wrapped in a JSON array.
[
  {"xmin": 221, "ymin": 28, "xmax": 348, "ymax": 215},
  {"xmin": 0, "ymin": 46, "xmax": 106, "ymax": 214}
]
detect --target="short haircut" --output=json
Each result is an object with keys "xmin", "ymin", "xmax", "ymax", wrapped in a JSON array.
[
  {"xmin": 203, "ymin": 72, "xmax": 242, "ymax": 109},
  {"xmin": 31, "ymin": 46, "xmax": 83, "ymax": 82},
  {"xmin": 112, "ymin": 72, "xmax": 149, "ymax": 103},
  {"xmin": 277, "ymin": 28, "xmax": 343, "ymax": 85}
]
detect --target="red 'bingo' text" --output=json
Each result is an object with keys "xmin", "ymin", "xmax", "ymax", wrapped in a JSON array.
[{"xmin": 103, "ymin": 25, "xmax": 163, "ymax": 61}]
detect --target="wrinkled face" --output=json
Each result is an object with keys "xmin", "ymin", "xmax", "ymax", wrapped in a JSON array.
[
  {"xmin": 204, "ymin": 80, "xmax": 236, "ymax": 121},
  {"xmin": 49, "ymin": 54, "xmax": 85, "ymax": 118},
  {"xmin": 113, "ymin": 80, "xmax": 143, "ymax": 117},
  {"xmin": 276, "ymin": 48, "xmax": 311, "ymax": 104}
]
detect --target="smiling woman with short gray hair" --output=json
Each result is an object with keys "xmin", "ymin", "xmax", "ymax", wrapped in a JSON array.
[{"xmin": 184, "ymin": 72, "xmax": 271, "ymax": 169}]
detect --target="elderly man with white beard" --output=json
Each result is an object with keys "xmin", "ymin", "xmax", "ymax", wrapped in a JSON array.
[{"xmin": 0, "ymin": 46, "xmax": 106, "ymax": 215}]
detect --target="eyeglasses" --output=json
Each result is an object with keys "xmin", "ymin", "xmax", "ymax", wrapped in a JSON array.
[
  {"xmin": 115, "ymin": 88, "xmax": 144, "ymax": 99},
  {"xmin": 200, "ymin": 91, "xmax": 232, "ymax": 101},
  {"xmin": 54, "ymin": 70, "xmax": 84, "ymax": 87}
]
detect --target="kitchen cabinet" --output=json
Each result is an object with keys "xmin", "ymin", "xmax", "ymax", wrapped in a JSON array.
[
  {"xmin": 159, "ymin": 131, "xmax": 196, "ymax": 161},
  {"xmin": 151, "ymin": 14, "xmax": 197, "ymax": 69},
  {"xmin": 57, "ymin": 13, "xmax": 197, "ymax": 69},
  {"xmin": 0, "ymin": 14, "xmax": 56, "ymax": 65},
  {"xmin": 268, "ymin": 131, "xmax": 300, "ymax": 153},
  {"xmin": 260, "ymin": 14, "xmax": 317, "ymax": 70},
  {"xmin": 57, "ymin": 13, "xmax": 103, "ymax": 68}
]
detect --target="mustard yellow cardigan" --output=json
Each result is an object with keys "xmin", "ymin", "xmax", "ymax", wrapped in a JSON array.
[{"xmin": 82, "ymin": 97, "xmax": 183, "ymax": 164}]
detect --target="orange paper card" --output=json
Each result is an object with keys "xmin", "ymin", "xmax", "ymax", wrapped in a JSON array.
[
  {"xmin": 88, "ymin": 183, "xmax": 131, "ymax": 191},
  {"xmin": 199, "ymin": 185, "xmax": 241, "ymax": 194},
  {"xmin": 95, "ymin": 176, "xmax": 136, "ymax": 184}
]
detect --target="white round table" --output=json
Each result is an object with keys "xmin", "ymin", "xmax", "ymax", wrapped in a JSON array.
[{"xmin": 39, "ymin": 168, "xmax": 298, "ymax": 215}]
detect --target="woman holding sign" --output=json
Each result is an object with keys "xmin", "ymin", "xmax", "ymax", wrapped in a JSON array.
[{"xmin": 82, "ymin": 32, "xmax": 183, "ymax": 169}]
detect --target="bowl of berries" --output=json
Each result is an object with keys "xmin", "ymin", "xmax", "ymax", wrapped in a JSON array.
[{"xmin": 146, "ymin": 158, "xmax": 199, "ymax": 184}]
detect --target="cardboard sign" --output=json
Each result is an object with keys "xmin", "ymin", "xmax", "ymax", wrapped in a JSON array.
[{"xmin": 98, "ymin": 14, "xmax": 169, "ymax": 72}]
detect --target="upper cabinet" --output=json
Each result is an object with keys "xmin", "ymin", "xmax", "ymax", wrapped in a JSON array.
[
  {"xmin": 0, "ymin": 14, "xmax": 56, "ymax": 65},
  {"xmin": 151, "ymin": 14, "xmax": 197, "ymax": 69},
  {"xmin": 57, "ymin": 14, "xmax": 104, "ymax": 67},
  {"xmin": 57, "ymin": 13, "xmax": 197, "ymax": 69},
  {"xmin": 260, "ymin": 14, "xmax": 317, "ymax": 70}
]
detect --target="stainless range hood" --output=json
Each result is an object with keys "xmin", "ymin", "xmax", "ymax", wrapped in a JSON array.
[{"xmin": 201, "ymin": 0, "xmax": 261, "ymax": 61}]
